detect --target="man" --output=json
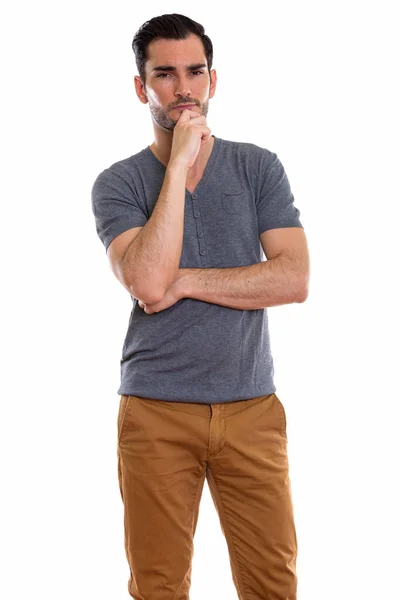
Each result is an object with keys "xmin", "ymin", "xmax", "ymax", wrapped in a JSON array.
[{"xmin": 91, "ymin": 12, "xmax": 309, "ymax": 600}]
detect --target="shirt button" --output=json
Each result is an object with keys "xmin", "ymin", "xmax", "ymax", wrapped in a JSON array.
[
  {"xmin": 198, "ymin": 232, "xmax": 204, "ymax": 238},
  {"xmin": 192, "ymin": 194, "xmax": 197, "ymax": 199}
]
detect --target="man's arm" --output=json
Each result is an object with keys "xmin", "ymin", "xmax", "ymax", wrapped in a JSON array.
[
  {"xmin": 121, "ymin": 162, "xmax": 188, "ymax": 304},
  {"xmin": 180, "ymin": 227, "xmax": 310, "ymax": 310}
]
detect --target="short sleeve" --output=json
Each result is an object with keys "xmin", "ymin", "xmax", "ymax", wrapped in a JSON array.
[
  {"xmin": 256, "ymin": 151, "xmax": 303, "ymax": 235},
  {"xmin": 91, "ymin": 166, "xmax": 148, "ymax": 253}
]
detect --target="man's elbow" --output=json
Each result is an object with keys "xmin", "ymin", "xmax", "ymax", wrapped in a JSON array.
[
  {"xmin": 133, "ymin": 269, "xmax": 178, "ymax": 305},
  {"xmin": 296, "ymin": 289, "xmax": 308, "ymax": 303},
  {"xmin": 295, "ymin": 275, "xmax": 309, "ymax": 303},
  {"xmin": 129, "ymin": 284, "xmax": 165, "ymax": 305},
  {"xmin": 126, "ymin": 277, "xmax": 165, "ymax": 305}
]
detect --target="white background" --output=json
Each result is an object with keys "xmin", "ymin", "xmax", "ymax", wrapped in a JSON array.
[{"xmin": 1, "ymin": 1, "xmax": 399, "ymax": 599}]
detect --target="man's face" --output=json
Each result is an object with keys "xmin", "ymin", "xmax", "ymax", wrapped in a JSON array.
[{"xmin": 138, "ymin": 34, "xmax": 216, "ymax": 131}]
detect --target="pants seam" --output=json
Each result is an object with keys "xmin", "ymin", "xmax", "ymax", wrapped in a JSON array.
[
  {"xmin": 174, "ymin": 468, "xmax": 206, "ymax": 600},
  {"xmin": 208, "ymin": 470, "xmax": 252, "ymax": 599}
]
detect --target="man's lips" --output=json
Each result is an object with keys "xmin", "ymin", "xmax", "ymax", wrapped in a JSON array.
[{"xmin": 172, "ymin": 104, "xmax": 196, "ymax": 110}]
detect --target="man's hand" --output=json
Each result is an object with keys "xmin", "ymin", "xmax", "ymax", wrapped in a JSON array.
[{"xmin": 138, "ymin": 269, "xmax": 189, "ymax": 314}]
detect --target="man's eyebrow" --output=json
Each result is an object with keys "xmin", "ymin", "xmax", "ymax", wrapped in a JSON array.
[{"xmin": 151, "ymin": 63, "xmax": 207, "ymax": 73}]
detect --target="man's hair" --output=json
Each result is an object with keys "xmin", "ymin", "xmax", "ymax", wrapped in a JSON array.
[{"xmin": 132, "ymin": 13, "xmax": 213, "ymax": 88}]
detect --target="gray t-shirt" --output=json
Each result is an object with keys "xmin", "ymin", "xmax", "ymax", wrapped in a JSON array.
[{"xmin": 91, "ymin": 135, "xmax": 303, "ymax": 403}]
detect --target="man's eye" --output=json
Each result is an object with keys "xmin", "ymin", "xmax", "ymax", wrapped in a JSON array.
[{"xmin": 156, "ymin": 71, "xmax": 204, "ymax": 78}]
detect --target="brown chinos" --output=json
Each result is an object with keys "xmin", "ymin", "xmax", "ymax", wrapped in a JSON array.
[{"xmin": 117, "ymin": 392, "xmax": 298, "ymax": 599}]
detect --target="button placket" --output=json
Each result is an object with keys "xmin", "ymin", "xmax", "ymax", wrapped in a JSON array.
[{"xmin": 191, "ymin": 193, "xmax": 206, "ymax": 258}]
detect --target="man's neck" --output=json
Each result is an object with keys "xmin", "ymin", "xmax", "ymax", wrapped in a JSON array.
[{"xmin": 149, "ymin": 135, "xmax": 214, "ymax": 176}]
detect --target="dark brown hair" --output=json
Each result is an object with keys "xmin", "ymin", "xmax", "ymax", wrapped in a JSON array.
[{"xmin": 132, "ymin": 13, "xmax": 213, "ymax": 88}]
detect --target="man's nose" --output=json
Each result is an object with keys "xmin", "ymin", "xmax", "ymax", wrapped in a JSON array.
[{"xmin": 175, "ymin": 81, "xmax": 192, "ymax": 100}]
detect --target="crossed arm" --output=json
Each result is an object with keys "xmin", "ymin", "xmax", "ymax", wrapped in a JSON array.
[{"xmin": 140, "ymin": 227, "xmax": 310, "ymax": 314}]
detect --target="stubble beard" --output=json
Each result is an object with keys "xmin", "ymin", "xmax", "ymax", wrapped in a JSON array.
[{"xmin": 149, "ymin": 99, "xmax": 210, "ymax": 131}]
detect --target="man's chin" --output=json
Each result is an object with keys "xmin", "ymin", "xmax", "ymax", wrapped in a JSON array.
[{"xmin": 150, "ymin": 114, "xmax": 175, "ymax": 132}]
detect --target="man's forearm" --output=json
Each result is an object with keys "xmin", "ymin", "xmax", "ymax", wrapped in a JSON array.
[
  {"xmin": 180, "ymin": 256, "xmax": 307, "ymax": 310},
  {"xmin": 122, "ymin": 162, "xmax": 189, "ymax": 304}
]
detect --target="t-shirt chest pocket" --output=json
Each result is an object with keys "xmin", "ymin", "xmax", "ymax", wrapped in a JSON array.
[{"xmin": 221, "ymin": 188, "xmax": 246, "ymax": 214}]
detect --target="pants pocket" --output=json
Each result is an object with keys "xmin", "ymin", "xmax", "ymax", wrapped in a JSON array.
[
  {"xmin": 117, "ymin": 395, "xmax": 131, "ymax": 444},
  {"xmin": 273, "ymin": 393, "xmax": 287, "ymax": 437}
]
